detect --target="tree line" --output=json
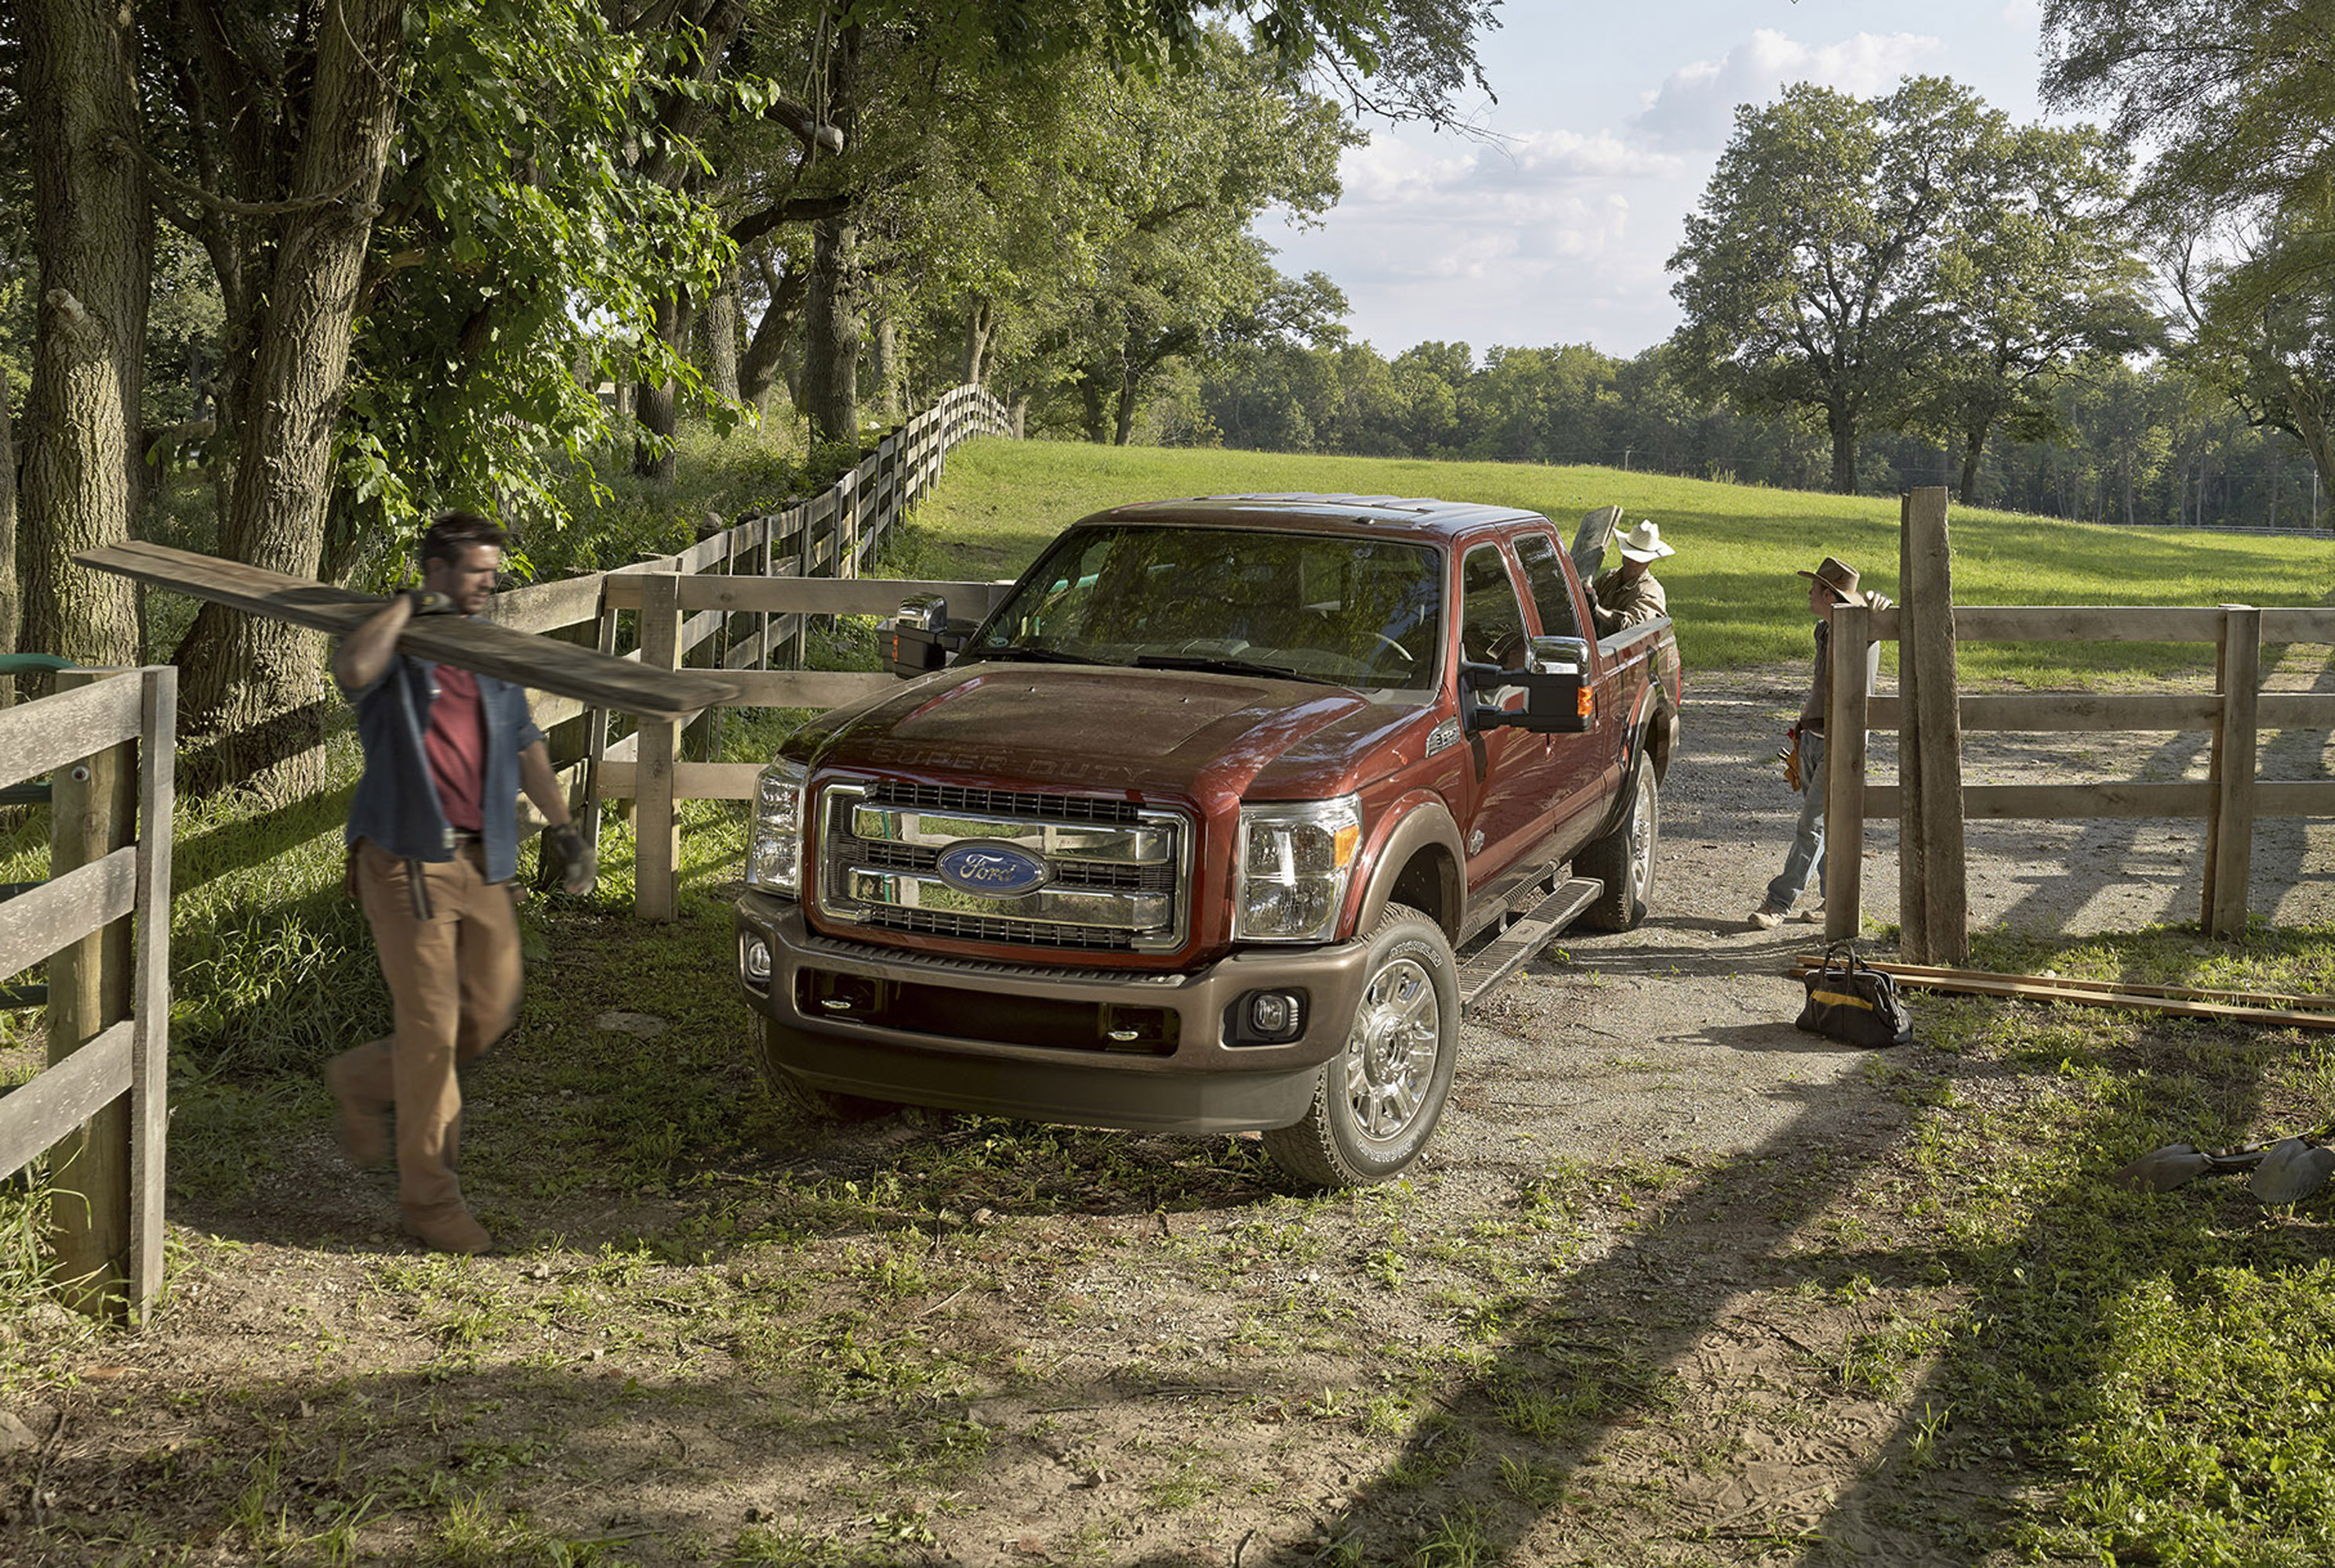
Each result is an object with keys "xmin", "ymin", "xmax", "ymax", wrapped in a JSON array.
[{"xmin": 0, "ymin": 0, "xmax": 1493, "ymax": 788}]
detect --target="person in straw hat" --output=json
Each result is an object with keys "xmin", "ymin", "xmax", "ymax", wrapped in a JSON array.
[
  {"xmin": 1750, "ymin": 554, "xmax": 1893, "ymax": 930},
  {"xmin": 1589, "ymin": 518, "xmax": 1673, "ymax": 635}
]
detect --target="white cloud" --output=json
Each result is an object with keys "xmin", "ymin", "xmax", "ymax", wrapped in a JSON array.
[{"xmin": 1631, "ymin": 28, "xmax": 1947, "ymax": 149}]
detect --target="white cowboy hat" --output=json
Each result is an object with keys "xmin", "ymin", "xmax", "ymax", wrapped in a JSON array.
[{"xmin": 1616, "ymin": 519, "xmax": 1674, "ymax": 563}]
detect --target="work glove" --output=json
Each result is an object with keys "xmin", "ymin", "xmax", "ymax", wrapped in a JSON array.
[
  {"xmin": 547, "ymin": 822, "xmax": 597, "ymax": 895},
  {"xmin": 406, "ymin": 587, "xmax": 459, "ymax": 615}
]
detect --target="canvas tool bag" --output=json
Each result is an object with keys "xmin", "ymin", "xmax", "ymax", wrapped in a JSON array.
[{"xmin": 1796, "ymin": 942, "xmax": 1912, "ymax": 1048}]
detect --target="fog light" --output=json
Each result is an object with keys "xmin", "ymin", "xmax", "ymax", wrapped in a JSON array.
[
  {"xmin": 741, "ymin": 937, "xmax": 772, "ymax": 986},
  {"xmin": 1247, "ymin": 990, "xmax": 1304, "ymax": 1041}
]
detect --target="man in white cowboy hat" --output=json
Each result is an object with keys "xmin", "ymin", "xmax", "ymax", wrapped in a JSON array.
[
  {"xmin": 1750, "ymin": 554, "xmax": 1894, "ymax": 929},
  {"xmin": 1590, "ymin": 519, "xmax": 1673, "ymax": 635}
]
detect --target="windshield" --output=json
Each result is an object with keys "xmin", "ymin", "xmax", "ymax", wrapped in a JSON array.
[{"xmin": 971, "ymin": 525, "xmax": 1444, "ymax": 693}]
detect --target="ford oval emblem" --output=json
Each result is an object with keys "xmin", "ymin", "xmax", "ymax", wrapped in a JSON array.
[{"xmin": 935, "ymin": 841, "xmax": 1050, "ymax": 897}]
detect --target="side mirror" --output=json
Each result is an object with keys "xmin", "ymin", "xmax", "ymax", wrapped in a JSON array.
[
  {"xmin": 1462, "ymin": 658, "xmax": 1593, "ymax": 734},
  {"xmin": 884, "ymin": 594, "xmax": 951, "ymax": 677}
]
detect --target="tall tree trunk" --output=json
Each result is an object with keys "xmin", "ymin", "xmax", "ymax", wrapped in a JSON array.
[
  {"xmin": 1958, "ymin": 424, "xmax": 1986, "ymax": 505},
  {"xmin": 739, "ymin": 253, "xmax": 808, "ymax": 414},
  {"xmin": 800, "ymin": 24, "xmax": 860, "ymax": 445},
  {"xmin": 803, "ymin": 213, "xmax": 860, "ymax": 444},
  {"xmin": 960, "ymin": 296, "xmax": 994, "ymax": 387},
  {"xmin": 0, "ymin": 365, "xmax": 17, "ymax": 706},
  {"xmin": 1826, "ymin": 402, "xmax": 1858, "ymax": 495},
  {"xmin": 20, "ymin": 0, "xmax": 150, "ymax": 681},
  {"xmin": 704, "ymin": 270, "xmax": 741, "ymax": 403},
  {"xmin": 633, "ymin": 293, "xmax": 688, "ymax": 482},
  {"xmin": 1078, "ymin": 375, "xmax": 1109, "ymax": 444},
  {"xmin": 865, "ymin": 307, "xmax": 899, "ymax": 426},
  {"xmin": 174, "ymin": 0, "xmax": 404, "ymax": 796},
  {"xmin": 1113, "ymin": 366, "xmax": 1138, "ymax": 446}
]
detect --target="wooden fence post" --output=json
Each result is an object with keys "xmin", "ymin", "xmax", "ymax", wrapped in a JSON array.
[
  {"xmin": 2206, "ymin": 604, "xmax": 2261, "ymax": 938},
  {"xmin": 1823, "ymin": 600, "xmax": 1872, "ymax": 945},
  {"xmin": 636, "ymin": 573, "xmax": 683, "ymax": 920},
  {"xmin": 46, "ymin": 668, "xmax": 137, "ymax": 1318},
  {"xmin": 1898, "ymin": 487, "xmax": 1967, "ymax": 964},
  {"xmin": 128, "ymin": 667, "xmax": 176, "ymax": 1321}
]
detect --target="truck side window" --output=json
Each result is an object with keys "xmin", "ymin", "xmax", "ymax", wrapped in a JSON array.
[
  {"xmin": 1515, "ymin": 533, "xmax": 1585, "ymax": 641},
  {"xmin": 1460, "ymin": 545, "xmax": 1530, "ymax": 669}
]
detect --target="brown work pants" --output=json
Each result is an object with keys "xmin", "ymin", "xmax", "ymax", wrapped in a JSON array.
[{"xmin": 336, "ymin": 837, "xmax": 521, "ymax": 1230}]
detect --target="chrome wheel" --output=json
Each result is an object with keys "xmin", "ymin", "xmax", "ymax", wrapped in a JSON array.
[{"xmin": 1341, "ymin": 955, "xmax": 1443, "ymax": 1145}]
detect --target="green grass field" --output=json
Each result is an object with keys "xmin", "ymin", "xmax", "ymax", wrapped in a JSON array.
[{"xmin": 902, "ymin": 438, "xmax": 2335, "ymax": 684}]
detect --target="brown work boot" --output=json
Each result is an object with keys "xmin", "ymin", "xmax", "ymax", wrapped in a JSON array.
[
  {"xmin": 401, "ymin": 1208, "xmax": 492, "ymax": 1255},
  {"xmin": 324, "ymin": 1049, "xmax": 391, "ymax": 1170}
]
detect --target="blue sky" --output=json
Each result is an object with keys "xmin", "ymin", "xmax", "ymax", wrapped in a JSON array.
[{"xmin": 1267, "ymin": 0, "xmax": 2079, "ymax": 361}]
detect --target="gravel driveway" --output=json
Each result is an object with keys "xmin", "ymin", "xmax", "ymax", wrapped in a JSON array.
[{"xmin": 1437, "ymin": 663, "xmax": 2335, "ymax": 1178}]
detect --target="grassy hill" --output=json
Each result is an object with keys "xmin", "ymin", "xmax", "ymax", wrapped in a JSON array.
[{"xmin": 904, "ymin": 438, "xmax": 2335, "ymax": 684}]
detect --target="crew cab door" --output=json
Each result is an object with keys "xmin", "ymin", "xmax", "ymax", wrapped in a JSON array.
[
  {"xmin": 1516, "ymin": 530, "xmax": 1614, "ymax": 851},
  {"xmin": 1456, "ymin": 542, "xmax": 1562, "ymax": 885}
]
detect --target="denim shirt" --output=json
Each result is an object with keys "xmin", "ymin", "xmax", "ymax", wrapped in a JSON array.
[{"xmin": 340, "ymin": 648, "xmax": 543, "ymax": 885}]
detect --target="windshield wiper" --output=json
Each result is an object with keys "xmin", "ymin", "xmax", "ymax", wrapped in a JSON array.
[
  {"xmin": 1132, "ymin": 654, "xmax": 1335, "ymax": 684},
  {"xmin": 973, "ymin": 645, "xmax": 1099, "ymax": 666}
]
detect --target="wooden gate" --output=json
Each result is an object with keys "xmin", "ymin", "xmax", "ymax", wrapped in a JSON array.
[{"xmin": 0, "ymin": 669, "xmax": 176, "ymax": 1323}]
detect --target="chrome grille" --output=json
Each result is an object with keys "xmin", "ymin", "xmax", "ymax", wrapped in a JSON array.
[{"xmin": 817, "ymin": 782, "xmax": 1190, "ymax": 952}]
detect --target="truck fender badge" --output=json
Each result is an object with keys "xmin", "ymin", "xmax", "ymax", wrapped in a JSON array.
[
  {"xmin": 935, "ymin": 841, "xmax": 1051, "ymax": 896},
  {"xmin": 1425, "ymin": 718, "xmax": 1462, "ymax": 757}
]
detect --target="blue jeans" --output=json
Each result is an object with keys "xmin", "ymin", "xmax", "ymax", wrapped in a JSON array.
[{"xmin": 1764, "ymin": 728, "xmax": 1827, "ymax": 913}]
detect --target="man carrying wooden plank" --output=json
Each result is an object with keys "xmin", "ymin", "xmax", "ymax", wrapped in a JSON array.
[
  {"xmin": 1751, "ymin": 555, "xmax": 1891, "ymax": 930},
  {"xmin": 322, "ymin": 512, "xmax": 594, "ymax": 1254}
]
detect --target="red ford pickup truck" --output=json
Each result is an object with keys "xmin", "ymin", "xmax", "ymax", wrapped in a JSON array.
[{"xmin": 734, "ymin": 494, "xmax": 1683, "ymax": 1185}]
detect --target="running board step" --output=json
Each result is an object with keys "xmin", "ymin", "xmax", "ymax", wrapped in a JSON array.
[{"xmin": 1458, "ymin": 876, "xmax": 1603, "ymax": 1013}]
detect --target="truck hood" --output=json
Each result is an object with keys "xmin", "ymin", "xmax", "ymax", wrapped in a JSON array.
[{"xmin": 799, "ymin": 662, "xmax": 1413, "ymax": 804}]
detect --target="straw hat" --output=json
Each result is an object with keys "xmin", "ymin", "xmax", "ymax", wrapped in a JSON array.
[{"xmin": 1615, "ymin": 519, "xmax": 1674, "ymax": 563}]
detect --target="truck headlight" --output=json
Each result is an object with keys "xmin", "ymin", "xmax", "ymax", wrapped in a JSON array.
[
  {"xmin": 746, "ymin": 759, "xmax": 808, "ymax": 896},
  {"xmin": 1235, "ymin": 795, "xmax": 1362, "ymax": 942}
]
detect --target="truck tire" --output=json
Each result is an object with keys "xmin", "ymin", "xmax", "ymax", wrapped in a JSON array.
[
  {"xmin": 1263, "ymin": 903, "xmax": 1458, "ymax": 1189},
  {"xmin": 1577, "ymin": 763, "xmax": 1658, "ymax": 931},
  {"xmin": 754, "ymin": 1016, "xmax": 897, "ymax": 1122}
]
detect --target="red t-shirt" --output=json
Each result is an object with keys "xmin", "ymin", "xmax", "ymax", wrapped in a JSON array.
[{"xmin": 425, "ymin": 664, "xmax": 487, "ymax": 833}]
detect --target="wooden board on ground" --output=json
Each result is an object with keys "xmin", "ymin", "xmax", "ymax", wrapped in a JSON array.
[
  {"xmin": 1789, "ymin": 954, "xmax": 2335, "ymax": 1032},
  {"xmin": 75, "ymin": 540, "xmax": 738, "ymax": 720}
]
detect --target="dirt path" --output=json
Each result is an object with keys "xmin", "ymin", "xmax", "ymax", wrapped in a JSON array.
[{"xmin": 12, "ymin": 664, "xmax": 2335, "ymax": 1566}]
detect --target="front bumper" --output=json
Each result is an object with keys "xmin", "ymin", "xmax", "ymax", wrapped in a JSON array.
[{"xmin": 733, "ymin": 891, "xmax": 1374, "ymax": 1133}]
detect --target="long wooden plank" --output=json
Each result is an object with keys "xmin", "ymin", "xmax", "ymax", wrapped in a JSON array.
[
  {"xmin": 604, "ymin": 573, "xmax": 1011, "ymax": 615},
  {"xmin": 130, "ymin": 669, "xmax": 175, "ymax": 1321},
  {"xmin": 0, "ymin": 1020, "xmax": 135, "ymax": 1179},
  {"xmin": 75, "ymin": 539, "xmax": 737, "ymax": 720},
  {"xmin": 0, "ymin": 678, "xmax": 144, "ymax": 792},
  {"xmin": 2259, "ymin": 608, "xmax": 2335, "ymax": 644},
  {"xmin": 1948, "ymin": 605, "xmax": 2228, "ymax": 643},
  {"xmin": 594, "ymin": 760, "xmax": 764, "ymax": 800},
  {"xmin": 2254, "ymin": 782, "xmax": 2335, "ymax": 816},
  {"xmin": 2255, "ymin": 693, "xmax": 2335, "ymax": 728},
  {"xmin": 1794, "ymin": 954, "xmax": 2335, "ymax": 1012},
  {"xmin": 0, "ymin": 848, "xmax": 138, "ymax": 982},
  {"xmin": 1861, "ymin": 781, "xmax": 2214, "ymax": 818},
  {"xmin": 1865, "ymin": 692, "xmax": 2222, "ymax": 732},
  {"xmin": 1788, "ymin": 956, "xmax": 2335, "ymax": 1032},
  {"xmin": 1823, "ymin": 600, "xmax": 1869, "ymax": 944},
  {"xmin": 493, "ymin": 573, "xmax": 607, "ymax": 637},
  {"xmin": 722, "ymin": 670, "xmax": 895, "ymax": 709}
]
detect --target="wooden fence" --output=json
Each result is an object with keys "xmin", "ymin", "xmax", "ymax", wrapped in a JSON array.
[
  {"xmin": 1823, "ymin": 487, "xmax": 2335, "ymax": 955},
  {"xmin": 481, "ymin": 385, "xmax": 1010, "ymax": 908},
  {"xmin": 0, "ymin": 669, "xmax": 176, "ymax": 1323}
]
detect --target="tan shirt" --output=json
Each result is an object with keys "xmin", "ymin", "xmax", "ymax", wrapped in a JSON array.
[{"xmin": 1590, "ymin": 568, "xmax": 1667, "ymax": 633}]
